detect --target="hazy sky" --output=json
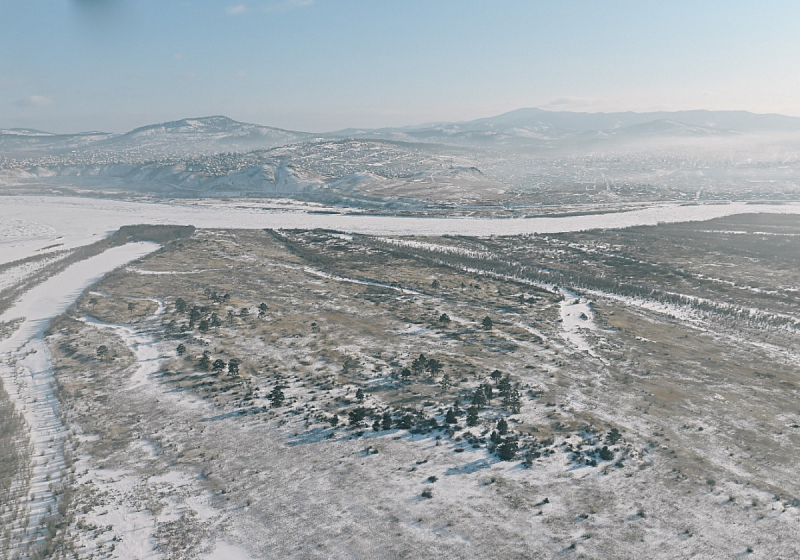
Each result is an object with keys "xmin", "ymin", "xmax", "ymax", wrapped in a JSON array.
[{"xmin": 2, "ymin": 0, "xmax": 800, "ymax": 133}]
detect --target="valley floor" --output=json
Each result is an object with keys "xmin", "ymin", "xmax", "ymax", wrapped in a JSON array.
[{"xmin": 2, "ymin": 214, "xmax": 800, "ymax": 558}]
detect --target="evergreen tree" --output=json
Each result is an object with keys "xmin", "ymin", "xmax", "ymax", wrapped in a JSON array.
[
  {"xmin": 228, "ymin": 358, "xmax": 241, "ymax": 376},
  {"xmin": 498, "ymin": 375, "xmax": 512, "ymax": 397},
  {"xmin": 176, "ymin": 343, "xmax": 186, "ymax": 356},
  {"xmin": 466, "ymin": 406, "xmax": 480, "ymax": 427},
  {"xmin": 411, "ymin": 354, "xmax": 427, "ymax": 375},
  {"xmin": 497, "ymin": 418, "xmax": 509, "ymax": 435},
  {"xmin": 445, "ymin": 408, "xmax": 458, "ymax": 424},
  {"xmin": 212, "ymin": 358, "xmax": 226, "ymax": 373},
  {"xmin": 348, "ymin": 407, "xmax": 367, "ymax": 426},
  {"xmin": 497, "ymin": 438, "xmax": 518, "ymax": 461},
  {"xmin": 482, "ymin": 316, "xmax": 493, "ymax": 330},
  {"xmin": 382, "ymin": 412, "xmax": 393, "ymax": 430},
  {"xmin": 355, "ymin": 388, "xmax": 365, "ymax": 402},
  {"xmin": 189, "ymin": 306, "xmax": 202, "ymax": 327},
  {"xmin": 397, "ymin": 414, "xmax": 414, "ymax": 430},
  {"xmin": 471, "ymin": 387, "xmax": 487, "ymax": 408},
  {"xmin": 210, "ymin": 313, "xmax": 222, "ymax": 329},
  {"xmin": 599, "ymin": 446, "xmax": 615, "ymax": 461},
  {"xmin": 503, "ymin": 389, "xmax": 522, "ymax": 414},
  {"xmin": 175, "ymin": 298, "xmax": 187, "ymax": 314},
  {"xmin": 199, "ymin": 350, "xmax": 211, "ymax": 370},
  {"xmin": 269, "ymin": 386, "xmax": 285, "ymax": 407},
  {"xmin": 439, "ymin": 313, "xmax": 451, "ymax": 324},
  {"xmin": 372, "ymin": 418, "xmax": 382, "ymax": 431},
  {"xmin": 425, "ymin": 358, "xmax": 443, "ymax": 376},
  {"xmin": 491, "ymin": 369, "xmax": 503, "ymax": 384},
  {"xmin": 606, "ymin": 428, "xmax": 622, "ymax": 445},
  {"xmin": 440, "ymin": 373, "xmax": 452, "ymax": 391}
]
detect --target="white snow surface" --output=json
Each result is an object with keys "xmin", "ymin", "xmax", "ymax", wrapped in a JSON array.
[
  {"xmin": 204, "ymin": 542, "xmax": 255, "ymax": 560},
  {"xmin": 0, "ymin": 242, "xmax": 160, "ymax": 553},
  {"xmin": 558, "ymin": 288, "xmax": 600, "ymax": 358},
  {"xmin": 3, "ymin": 196, "xmax": 800, "ymax": 265}
]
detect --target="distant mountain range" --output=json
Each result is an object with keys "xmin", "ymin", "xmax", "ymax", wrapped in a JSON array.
[
  {"xmin": 335, "ymin": 108, "xmax": 800, "ymax": 147},
  {"xmin": 4, "ymin": 109, "xmax": 800, "ymax": 156}
]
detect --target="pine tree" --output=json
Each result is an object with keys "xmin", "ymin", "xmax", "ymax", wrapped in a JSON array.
[
  {"xmin": 466, "ymin": 406, "xmax": 479, "ymax": 427},
  {"xmin": 176, "ymin": 343, "xmax": 186, "ymax": 356},
  {"xmin": 348, "ymin": 407, "xmax": 367, "ymax": 426},
  {"xmin": 411, "ymin": 354, "xmax": 427, "ymax": 375},
  {"xmin": 199, "ymin": 351, "xmax": 211, "ymax": 370},
  {"xmin": 497, "ymin": 418, "xmax": 509, "ymax": 435},
  {"xmin": 491, "ymin": 369, "xmax": 503, "ymax": 384},
  {"xmin": 175, "ymin": 298, "xmax": 187, "ymax": 313},
  {"xmin": 445, "ymin": 408, "xmax": 458, "ymax": 424},
  {"xmin": 210, "ymin": 313, "xmax": 222, "ymax": 328},
  {"xmin": 212, "ymin": 359, "xmax": 226, "ymax": 373},
  {"xmin": 503, "ymin": 389, "xmax": 522, "ymax": 414},
  {"xmin": 269, "ymin": 386, "xmax": 285, "ymax": 407},
  {"xmin": 498, "ymin": 375, "xmax": 513, "ymax": 398},
  {"xmin": 497, "ymin": 438, "xmax": 518, "ymax": 461},
  {"xmin": 382, "ymin": 412, "xmax": 393, "ymax": 430},
  {"xmin": 471, "ymin": 387, "xmax": 487, "ymax": 408},
  {"xmin": 355, "ymin": 388, "xmax": 365, "ymax": 402},
  {"xmin": 397, "ymin": 414, "xmax": 414, "ymax": 430},
  {"xmin": 189, "ymin": 306, "xmax": 202, "ymax": 327},
  {"xmin": 425, "ymin": 358, "xmax": 443, "ymax": 376}
]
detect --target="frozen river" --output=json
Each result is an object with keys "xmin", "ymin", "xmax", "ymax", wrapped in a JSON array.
[{"xmin": 2, "ymin": 195, "xmax": 800, "ymax": 266}]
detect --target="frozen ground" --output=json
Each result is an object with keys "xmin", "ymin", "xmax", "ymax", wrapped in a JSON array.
[
  {"xmin": 0, "ymin": 242, "xmax": 159, "ymax": 557},
  {"xmin": 24, "ymin": 218, "xmax": 799, "ymax": 558},
  {"xmin": 3, "ymin": 195, "xmax": 800, "ymax": 265},
  {"xmin": 1, "ymin": 204, "xmax": 800, "ymax": 558}
]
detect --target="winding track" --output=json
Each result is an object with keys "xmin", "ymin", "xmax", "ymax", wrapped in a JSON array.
[{"xmin": 0, "ymin": 242, "xmax": 159, "ymax": 555}]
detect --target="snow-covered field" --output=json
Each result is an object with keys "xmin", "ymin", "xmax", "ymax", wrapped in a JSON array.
[
  {"xmin": 2, "ymin": 197, "xmax": 800, "ymax": 558},
  {"xmin": 3, "ymin": 195, "xmax": 800, "ymax": 265},
  {"xmin": 0, "ymin": 242, "xmax": 159, "ymax": 554}
]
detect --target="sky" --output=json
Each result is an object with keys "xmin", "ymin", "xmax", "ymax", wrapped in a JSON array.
[{"xmin": 2, "ymin": 0, "xmax": 800, "ymax": 133}]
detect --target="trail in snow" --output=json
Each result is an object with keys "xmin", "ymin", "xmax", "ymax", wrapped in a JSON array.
[
  {"xmin": 0, "ymin": 242, "xmax": 159, "ymax": 554},
  {"xmin": 75, "ymin": 293, "xmax": 255, "ymax": 560},
  {"xmin": 558, "ymin": 288, "xmax": 603, "ymax": 361},
  {"xmin": 79, "ymin": 297, "xmax": 165, "ymax": 389}
]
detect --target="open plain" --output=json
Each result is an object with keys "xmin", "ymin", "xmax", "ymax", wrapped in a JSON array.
[{"xmin": 1, "ymin": 212, "xmax": 798, "ymax": 558}]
